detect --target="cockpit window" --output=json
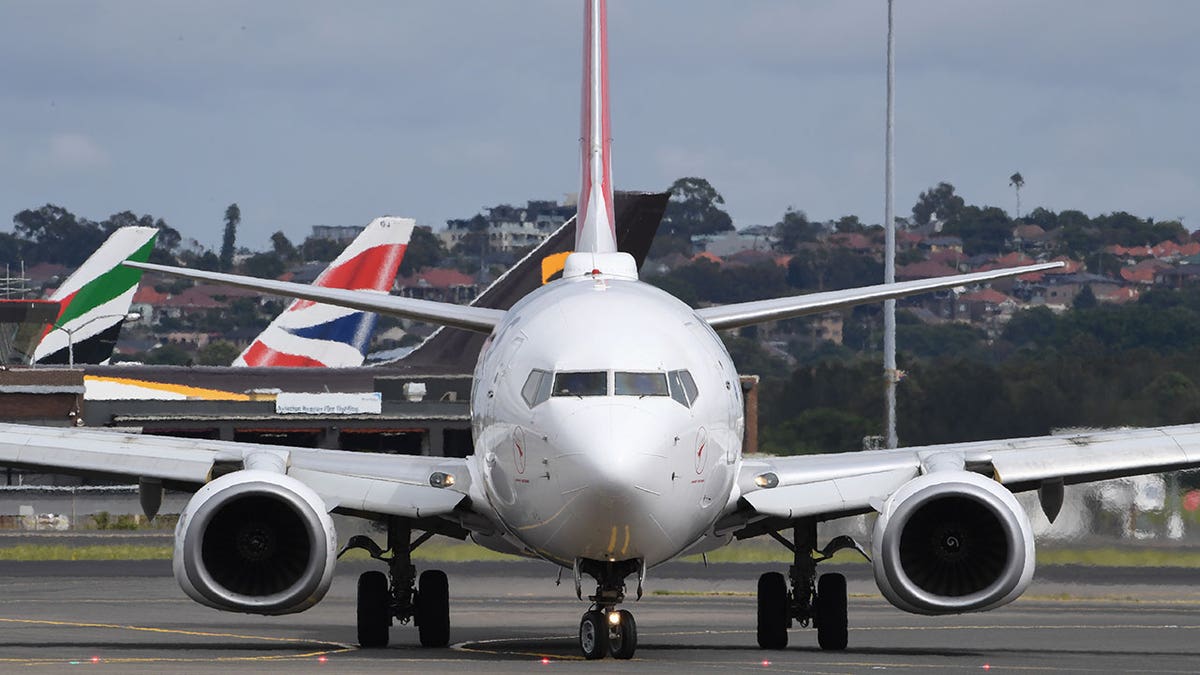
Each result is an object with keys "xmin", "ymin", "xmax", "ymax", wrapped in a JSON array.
[
  {"xmin": 614, "ymin": 371, "xmax": 669, "ymax": 397},
  {"xmin": 553, "ymin": 371, "xmax": 608, "ymax": 397},
  {"xmin": 521, "ymin": 369, "xmax": 553, "ymax": 407},
  {"xmin": 668, "ymin": 369, "xmax": 700, "ymax": 408}
]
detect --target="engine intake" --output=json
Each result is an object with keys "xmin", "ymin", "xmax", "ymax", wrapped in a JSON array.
[
  {"xmin": 872, "ymin": 470, "xmax": 1034, "ymax": 615},
  {"xmin": 174, "ymin": 470, "xmax": 337, "ymax": 615}
]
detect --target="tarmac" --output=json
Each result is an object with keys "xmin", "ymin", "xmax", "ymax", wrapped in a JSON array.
[{"xmin": 0, "ymin": 558, "xmax": 1198, "ymax": 673}]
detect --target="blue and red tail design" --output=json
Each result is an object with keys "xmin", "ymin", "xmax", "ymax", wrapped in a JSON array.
[{"xmin": 233, "ymin": 217, "xmax": 414, "ymax": 368}]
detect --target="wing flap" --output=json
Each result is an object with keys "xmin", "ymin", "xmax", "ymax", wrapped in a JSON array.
[{"xmin": 697, "ymin": 262, "xmax": 1063, "ymax": 330}]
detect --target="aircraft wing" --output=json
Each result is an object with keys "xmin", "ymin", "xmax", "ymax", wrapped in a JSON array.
[
  {"xmin": 736, "ymin": 424, "xmax": 1200, "ymax": 522},
  {"xmin": 697, "ymin": 262, "xmax": 1063, "ymax": 330},
  {"xmin": 125, "ymin": 262, "xmax": 504, "ymax": 333},
  {"xmin": 0, "ymin": 422, "xmax": 470, "ymax": 519}
]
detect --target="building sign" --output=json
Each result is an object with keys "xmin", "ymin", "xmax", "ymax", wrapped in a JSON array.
[{"xmin": 275, "ymin": 392, "xmax": 382, "ymax": 415}]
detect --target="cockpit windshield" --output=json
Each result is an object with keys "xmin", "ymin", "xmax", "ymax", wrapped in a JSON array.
[
  {"xmin": 552, "ymin": 371, "xmax": 608, "ymax": 397},
  {"xmin": 614, "ymin": 371, "xmax": 669, "ymax": 397}
]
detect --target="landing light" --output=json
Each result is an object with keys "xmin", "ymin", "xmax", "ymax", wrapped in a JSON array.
[
  {"xmin": 607, "ymin": 611, "xmax": 621, "ymax": 625},
  {"xmin": 429, "ymin": 472, "xmax": 455, "ymax": 488},
  {"xmin": 754, "ymin": 472, "xmax": 779, "ymax": 489}
]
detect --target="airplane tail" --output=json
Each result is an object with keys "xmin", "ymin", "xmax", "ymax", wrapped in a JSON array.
[
  {"xmin": 234, "ymin": 217, "xmax": 414, "ymax": 368},
  {"xmin": 30, "ymin": 226, "xmax": 159, "ymax": 365},
  {"xmin": 575, "ymin": 0, "xmax": 618, "ymax": 254}
]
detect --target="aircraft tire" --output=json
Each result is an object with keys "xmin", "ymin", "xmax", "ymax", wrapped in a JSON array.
[
  {"xmin": 356, "ymin": 571, "xmax": 390, "ymax": 648},
  {"xmin": 579, "ymin": 610, "xmax": 609, "ymax": 660},
  {"xmin": 757, "ymin": 571, "xmax": 789, "ymax": 649},
  {"xmin": 416, "ymin": 569, "xmax": 451, "ymax": 647},
  {"xmin": 608, "ymin": 609, "xmax": 637, "ymax": 659},
  {"xmin": 816, "ymin": 573, "xmax": 848, "ymax": 651}
]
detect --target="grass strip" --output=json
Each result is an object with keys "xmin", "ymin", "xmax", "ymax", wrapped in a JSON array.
[{"xmin": 2, "ymin": 538, "xmax": 1200, "ymax": 567}]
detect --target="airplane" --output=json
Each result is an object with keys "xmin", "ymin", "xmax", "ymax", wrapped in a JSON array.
[
  {"xmin": 29, "ymin": 226, "xmax": 158, "ymax": 365},
  {"xmin": 2, "ymin": 0, "xmax": 1196, "ymax": 662},
  {"xmin": 233, "ymin": 217, "xmax": 414, "ymax": 368}
]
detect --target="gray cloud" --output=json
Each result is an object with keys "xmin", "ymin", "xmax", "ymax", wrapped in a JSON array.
[{"xmin": 1, "ymin": 1, "xmax": 1196, "ymax": 250}]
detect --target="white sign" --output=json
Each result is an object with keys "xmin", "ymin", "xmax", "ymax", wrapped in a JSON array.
[{"xmin": 275, "ymin": 392, "xmax": 382, "ymax": 415}]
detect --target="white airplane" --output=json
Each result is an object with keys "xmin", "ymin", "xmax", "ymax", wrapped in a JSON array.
[{"xmin": 3, "ymin": 0, "xmax": 1197, "ymax": 662}]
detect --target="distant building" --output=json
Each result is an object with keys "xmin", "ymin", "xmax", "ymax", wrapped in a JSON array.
[
  {"xmin": 441, "ymin": 200, "xmax": 575, "ymax": 253},
  {"xmin": 310, "ymin": 225, "xmax": 365, "ymax": 243}
]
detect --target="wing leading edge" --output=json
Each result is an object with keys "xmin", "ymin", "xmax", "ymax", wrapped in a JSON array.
[
  {"xmin": 736, "ymin": 423, "xmax": 1200, "ymax": 523},
  {"xmin": 125, "ymin": 261, "xmax": 504, "ymax": 333},
  {"xmin": 0, "ymin": 422, "xmax": 469, "ymax": 520},
  {"xmin": 697, "ymin": 262, "xmax": 1063, "ymax": 330}
]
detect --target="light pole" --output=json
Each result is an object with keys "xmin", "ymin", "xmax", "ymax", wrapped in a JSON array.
[{"xmin": 48, "ymin": 312, "xmax": 142, "ymax": 368}]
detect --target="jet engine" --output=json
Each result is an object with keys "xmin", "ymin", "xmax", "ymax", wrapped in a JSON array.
[
  {"xmin": 871, "ymin": 470, "xmax": 1034, "ymax": 615},
  {"xmin": 174, "ymin": 469, "xmax": 337, "ymax": 615}
]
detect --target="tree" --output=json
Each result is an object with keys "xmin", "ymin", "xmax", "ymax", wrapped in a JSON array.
[
  {"xmin": 911, "ymin": 182, "xmax": 965, "ymax": 226},
  {"xmin": 772, "ymin": 208, "xmax": 823, "ymax": 252},
  {"xmin": 12, "ymin": 204, "xmax": 106, "ymax": 266},
  {"xmin": 661, "ymin": 177, "xmax": 734, "ymax": 238},
  {"xmin": 400, "ymin": 226, "xmax": 448, "ymax": 276},
  {"xmin": 220, "ymin": 203, "xmax": 240, "ymax": 271},
  {"xmin": 1009, "ymin": 172, "xmax": 1024, "ymax": 218},
  {"xmin": 300, "ymin": 236, "xmax": 343, "ymax": 263},
  {"xmin": 197, "ymin": 340, "xmax": 242, "ymax": 366},
  {"xmin": 270, "ymin": 231, "xmax": 296, "ymax": 261},
  {"xmin": 1073, "ymin": 285, "xmax": 1097, "ymax": 309},
  {"xmin": 942, "ymin": 205, "xmax": 1013, "ymax": 255},
  {"xmin": 242, "ymin": 251, "xmax": 285, "ymax": 279}
]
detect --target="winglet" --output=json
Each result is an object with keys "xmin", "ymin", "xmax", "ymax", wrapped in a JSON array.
[{"xmin": 575, "ymin": 0, "xmax": 617, "ymax": 254}]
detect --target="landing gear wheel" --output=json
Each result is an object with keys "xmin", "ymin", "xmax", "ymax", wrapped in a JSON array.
[
  {"xmin": 579, "ymin": 610, "xmax": 609, "ymax": 660},
  {"xmin": 415, "ymin": 569, "xmax": 450, "ymax": 647},
  {"xmin": 356, "ymin": 571, "xmax": 390, "ymax": 648},
  {"xmin": 607, "ymin": 609, "xmax": 637, "ymax": 660},
  {"xmin": 757, "ymin": 571, "xmax": 789, "ymax": 649},
  {"xmin": 816, "ymin": 573, "xmax": 848, "ymax": 651}
]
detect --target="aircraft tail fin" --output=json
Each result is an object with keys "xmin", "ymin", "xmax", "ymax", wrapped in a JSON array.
[
  {"xmin": 234, "ymin": 217, "xmax": 414, "ymax": 368},
  {"xmin": 31, "ymin": 226, "xmax": 159, "ymax": 365},
  {"xmin": 575, "ymin": 0, "xmax": 618, "ymax": 254}
]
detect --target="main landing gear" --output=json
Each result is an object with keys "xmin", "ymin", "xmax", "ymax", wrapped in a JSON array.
[
  {"xmin": 576, "ymin": 559, "xmax": 642, "ymax": 660},
  {"xmin": 340, "ymin": 518, "xmax": 450, "ymax": 649},
  {"xmin": 756, "ymin": 519, "xmax": 865, "ymax": 651}
]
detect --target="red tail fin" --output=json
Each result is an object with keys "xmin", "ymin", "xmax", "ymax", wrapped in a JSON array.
[{"xmin": 576, "ymin": 0, "xmax": 617, "ymax": 253}]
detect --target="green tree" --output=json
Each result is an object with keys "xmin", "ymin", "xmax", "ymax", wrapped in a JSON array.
[
  {"xmin": 196, "ymin": 340, "xmax": 242, "ymax": 366},
  {"xmin": 145, "ymin": 343, "xmax": 192, "ymax": 365},
  {"xmin": 301, "ymin": 237, "xmax": 343, "ymax": 263},
  {"xmin": 911, "ymin": 182, "xmax": 965, "ymax": 225},
  {"xmin": 772, "ymin": 208, "xmax": 822, "ymax": 252},
  {"xmin": 942, "ymin": 205, "xmax": 1012, "ymax": 255},
  {"xmin": 242, "ymin": 251, "xmax": 285, "ymax": 279},
  {"xmin": 661, "ymin": 177, "xmax": 734, "ymax": 237},
  {"xmin": 220, "ymin": 203, "xmax": 240, "ymax": 271},
  {"xmin": 270, "ymin": 231, "xmax": 296, "ymax": 261},
  {"xmin": 1009, "ymin": 172, "xmax": 1024, "ymax": 218},
  {"xmin": 400, "ymin": 226, "xmax": 448, "ymax": 276},
  {"xmin": 12, "ymin": 204, "xmax": 106, "ymax": 266}
]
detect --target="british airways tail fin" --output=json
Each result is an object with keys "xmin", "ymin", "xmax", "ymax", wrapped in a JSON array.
[
  {"xmin": 30, "ymin": 226, "xmax": 158, "ymax": 365},
  {"xmin": 575, "ymin": 0, "xmax": 617, "ymax": 254},
  {"xmin": 233, "ymin": 217, "xmax": 414, "ymax": 368}
]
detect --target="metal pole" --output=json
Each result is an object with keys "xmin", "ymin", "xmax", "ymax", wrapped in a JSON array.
[
  {"xmin": 67, "ymin": 329, "xmax": 74, "ymax": 369},
  {"xmin": 883, "ymin": 0, "xmax": 898, "ymax": 449}
]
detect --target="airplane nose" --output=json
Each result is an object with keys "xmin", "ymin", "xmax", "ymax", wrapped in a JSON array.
[{"xmin": 555, "ymin": 403, "xmax": 668, "ymax": 494}]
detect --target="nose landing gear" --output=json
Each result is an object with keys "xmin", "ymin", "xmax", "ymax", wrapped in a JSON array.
[{"xmin": 575, "ymin": 559, "xmax": 641, "ymax": 659}]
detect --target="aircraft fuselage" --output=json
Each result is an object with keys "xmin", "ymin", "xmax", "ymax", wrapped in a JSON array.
[{"xmin": 470, "ymin": 258, "xmax": 744, "ymax": 568}]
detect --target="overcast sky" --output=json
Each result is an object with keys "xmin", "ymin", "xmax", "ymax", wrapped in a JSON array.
[{"xmin": 2, "ymin": 1, "xmax": 1196, "ymax": 251}]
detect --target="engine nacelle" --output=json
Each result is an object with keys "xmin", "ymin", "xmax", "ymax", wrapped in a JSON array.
[
  {"xmin": 174, "ymin": 470, "xmax": 337, "ymax": 615},
  {"xmin": 871, "ymin": 470, "xmax": 1034, "ymax": 615}
]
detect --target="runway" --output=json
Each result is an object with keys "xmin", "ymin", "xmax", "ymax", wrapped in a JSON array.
[{"xmin": 0, "ymin": 559, "xmax": 1198, "ymax": 673}]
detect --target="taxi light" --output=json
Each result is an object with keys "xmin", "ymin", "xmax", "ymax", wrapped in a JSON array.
[
  {"xmin": 607, "ymin": 611, "xmax": 621, "ymax": 625},
  {"xmin": 754, "ymin": 472, "xmax": 779, "ymax": 489},
  {"xmin": 429, "ymin": 472, "xmax": 455, "ymax": 488}
]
